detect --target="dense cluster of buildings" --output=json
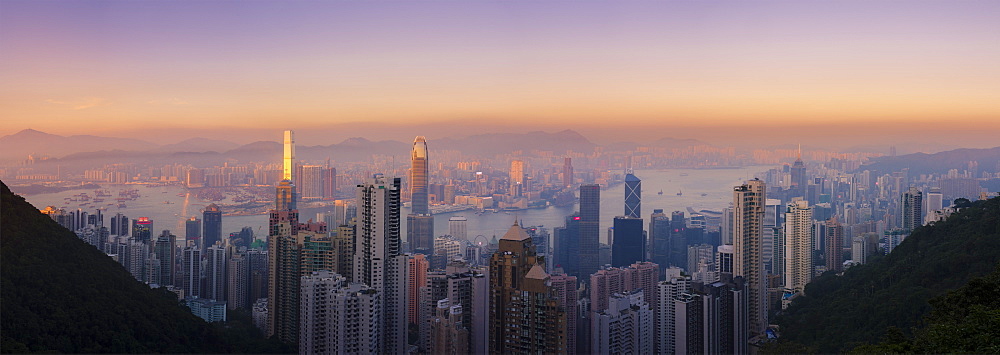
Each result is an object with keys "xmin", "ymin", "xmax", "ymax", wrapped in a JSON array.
[{"xmin": 38, "ymin": 131, "xmax": 996, "ymax": 354}]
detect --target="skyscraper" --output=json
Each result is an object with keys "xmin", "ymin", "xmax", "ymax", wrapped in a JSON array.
[
  {"xmin": 784, "ymin": 199, "xmax": 813, "ymax": 294},
  {"xmin": 202, "ymin": 204, "xmax": 222, "ymax": 251},
  {"xmin": 669, "ymin": 211, "xmax": 688, "ymax": 268},
  {"xmin": 924, "ymin": 187, "xmax": 943, "ymax": 224},
  {"xmin": 204, "ymin": 242, "xmax": 227, "ymax": 302},
  {"xmin": 111, "ymin": 213, "xmax": 128, "ymax": 236},
  {"xmin": 763, "ymin": 198, "xmax": 783, "ymax": 283},
  {"xmin": 592, "ymin": 290, "xmax": 653, "ymax": 355},
  {"xmin": 549, "ymin": 272, "xmax": 579, "ymax": 355},
  {"xmin": 448, "ymin": 216, "xmax": 468, "ymax": 241},
  {"xmin": 790, "ymin": 145, "xmax": 807, "ymax": 198},
  {"xmin": 624, "ymin": 172, "xmax": 641, "ymax": 218},
  {"xmin": 733, "ymin": 179, "xmax": 767, "ymax": 336},
  {"xmin": 420, "ymin": 261, "xmax": 489, "ymax": 354},
  {"xmin": 182, "ymin": 245, "xmax": 201, "ymax": 298},
  {"xmin": 131, "ymin": 217, "xmax": 152, "ymax": 243},
  {"xmin": 299, "ymin": 271, "xmax": 382, "ymax": 354},
  {"xmin": 901, "ymin": 186, "xmax": 923, "ymax": 231},
  {"xmin": 509, "ymin": 160, "xmax": 526, "ymax": 197},
  {"xmin": 185, "ymin": 217, "xmax": 201, "ymax": 248},
  {"xmin": 407, "ymin": 254, "xmax": 428, "ymax": 325},
  {"xmin": 579, "ymin": 184, "xmax": 601, "ymax": 279},
  {"xmin": 489, "ymin": 223, "xmax": 567, "ymax": 354},
  {"xmin": 227, "ymin": 251, "xmax": 249, "ymax": 310},
  {"xmin": 407, "ymin": 214, "xmax": 434, "ymax": 255},
  {"xmin": 410, "ymin": 136, "xmax": 430, "ymax": 215},
  {"xmin": 354, "ymin": 175, "xmax": 409, "ymax": 354},
  {"xmin": 825, "ymin": 217, "xmax": 845, "ymax": 272},
  {"xmin": 657, "ymin": 268, "xmax": 690, "ymax": 355},
  {"xmin": 283, "ymin": 130, "xmax": 294, "ymax": 181},
  {"xmin": 611, "ymin": 216, "xmax": 645, "ymax": 267},
  {"xmin": 649, "ymin": 209, "xmax": 670, "ymax": 269},
  {"xmin": 152, "ymin": 230, "xmax": 176, "ymax": 287},
  {"xmin": 267, "ymin": 130, "xmax": 303, "ymax": 344},
  {"xmin": 554, "ymin": 213, "xmax": 581, "ymax": 278},
  {"xmin": 562, "ymin": 157, "xmax": 574, "ymax": 188},
  {"xmin": 408, "ymin": 136, "xmax": 433, "ymax": 259}
]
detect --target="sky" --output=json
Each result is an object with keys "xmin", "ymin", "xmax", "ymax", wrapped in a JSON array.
[{"xmin": 1, "ymin": 0, "xmax": 999, "ymax": 146}]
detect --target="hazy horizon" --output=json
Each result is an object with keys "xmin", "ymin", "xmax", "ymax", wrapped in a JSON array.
[{"xmin": 2, "ymin": 0, "xmax": 999, "ymax": 151}]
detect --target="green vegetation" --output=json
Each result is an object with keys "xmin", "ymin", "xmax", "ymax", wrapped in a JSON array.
[
  {"xmin": 0, "ymin": 181, "xmax": 293, "ymax": 353},
  {"xmin": 774, "ymin": 196, "xmax": 1000, "ymax": 353},
  {"xmin": 849, "ymin": 266, "xmax": 1000, "ymax": 353}
]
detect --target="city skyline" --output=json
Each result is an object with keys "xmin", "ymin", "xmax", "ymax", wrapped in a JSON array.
[
  {"xmin": 3, "ymin": 0, "xmax": 1000, "ymax": 353},
  {"xmin": 2, "ymin": 1, "xmax": 999, "ymax": 148}
]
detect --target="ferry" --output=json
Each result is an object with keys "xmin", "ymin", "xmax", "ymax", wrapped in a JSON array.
[
  {"xmin": 676, "ymin": 190, "xmax": 683, "ymax": 196},
  {"xmin": 658, "ymin": 190, "xmax": 664, "ymax": 195}
]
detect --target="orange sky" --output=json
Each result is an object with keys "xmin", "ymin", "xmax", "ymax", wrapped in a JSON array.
[{"xmin": 1, "ymin": 1, "xmax": 999, "ymax": 143}]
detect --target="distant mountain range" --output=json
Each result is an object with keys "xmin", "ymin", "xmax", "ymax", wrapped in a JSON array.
[
  {"xmin": 0, "ymin": 128, "xmax": 707, "ymax": 165},
  {"xmin": 856, "ymin": 146, "xmax": 1000, "ymax": 176}
]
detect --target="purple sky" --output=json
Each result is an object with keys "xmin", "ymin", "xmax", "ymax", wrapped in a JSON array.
[{"xmin": 1, "ymin": 0, "xmax": 999, "ymax": 146}]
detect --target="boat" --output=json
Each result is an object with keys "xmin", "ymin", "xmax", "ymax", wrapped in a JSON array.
[
  {"xmin": 658, "ymin": 190, "xmax": 664, "ymax": 195},
  {"xmin": 701, "ymin": 193, "xmax": 708, "ymax": 197},
  {"xmin": 163, "ymin": 201, "xmax": 173, "ymax": 204},
  {"xmin": 117, "ymin": 203, "xmax": 127, "ymax": 208},
  {"xmin": 676, "ymin": 190, "xmax": 683, "ymax": 196},
  {"xmin": 680, "ymin": 173, "xmax": 689, "ymax": 176}
]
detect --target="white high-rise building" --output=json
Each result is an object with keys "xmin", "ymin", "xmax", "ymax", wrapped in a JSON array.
[
  {"xmin": 182, "ymin": 245, "xmax": 201, "ymax": 298},
  {"xmin": 784, "ymin": 199, "xmax": 813, "ymax": 294},
  {"xmin": 592, "ymin": 290, "xmax": 653, "ymax": 355},
  {"xmin": 300, "ymin": 271, "xmax": 382, "ymax": 354},
  {"xmin": 763, "ymin": 198, "xmax": 783, "ymax": 283},
  {"xmin": 924, "ymin": 187, "xmax": 943, "ymax": 225},
  {"xmin": 448, "ymin": 216, "xmax": 468, "ymax": 241},
  {"xmin": 733, "ymin": 179, "xmax": 767, "ymax": 335},
  {"xmin": 227, "ymin": 252, "xmax": 249, "ymax": 310},
  {"xmin": 435, "ymin": 235, "xmax": 466, "ymax": 261},
  {"xmin": 419, "ymin": 261, "xmax": 489, "ymax": 354},
  {"xmin": 657, "ymin": 268, "xmax": 690, "ymax": 355},
  {"xmin": 354, "ymin": 175, "xmax": 409, "ymax": 354},
  {"xmin": 204, "ymin": 242, "xmax": 227, "ymax": 302}
]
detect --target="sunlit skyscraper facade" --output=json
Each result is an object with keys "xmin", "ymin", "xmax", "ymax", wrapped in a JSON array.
[
  {"xmin": 411, "ymin": 136, "xmax": 429, "ymax": 215},
  {"xmin": 733, "ymin": 179, "xmax": 767, "ymax": 336}
]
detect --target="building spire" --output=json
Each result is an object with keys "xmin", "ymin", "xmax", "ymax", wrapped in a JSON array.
[{"xmin": 796, "ymin": 143, "xmax": 802, "ymax": 161}]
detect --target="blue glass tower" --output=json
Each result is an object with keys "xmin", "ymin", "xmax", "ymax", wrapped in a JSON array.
[{"xmin": 624, "ymin": 172, "xmax": 641, "ymax": 218}]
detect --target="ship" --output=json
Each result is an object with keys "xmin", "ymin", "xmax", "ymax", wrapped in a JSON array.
[
  {"xmin": 676, "ymin": 190, "xmax": 683, "ymax": 196},
  {"xmin": 658, "ymin": 190, "xmax": 664, "ymax": 195},
  {"xmin": 701, "ymin": 193, "xmax": 708, "ymax": 197}
]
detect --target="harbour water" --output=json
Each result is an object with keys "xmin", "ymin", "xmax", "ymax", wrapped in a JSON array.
[{"xmin": 21, "ymin": 167, "xmax": 763, "ymax": 244}]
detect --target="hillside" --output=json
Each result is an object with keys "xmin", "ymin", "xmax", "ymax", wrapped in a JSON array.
[
  {"xmin": 774, "ymin": 196, "xmax": 1000, "ymax": 352},
  {"xmin": 0, "ymin": 181, "xmax": 291, "ymax": 353},
  {"xmin": 857, "ymin": 146, "xmax": 1000, "ymax": 176}
]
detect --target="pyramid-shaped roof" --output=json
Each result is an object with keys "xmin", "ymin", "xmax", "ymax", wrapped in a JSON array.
[
  {"xmin": 500, "ymin": 222, "xmax": 530, "ymax": 241},
  {"xmin": 524, "ymin": 264, "xmax": 549, "ymax": 280}
]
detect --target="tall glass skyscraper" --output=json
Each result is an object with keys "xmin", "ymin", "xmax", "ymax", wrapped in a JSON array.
[
  {"xmin": 410, "ymin": 136, "xmax": 429, "ymax": 215},
  {"xmin": 202, "ymin": 203, "xmax": 222, "ymax": 250},
  {"xmin": 611, "ymin": 216, "xmax": 645, "ymax": 267},
  {"xmin": 579, "ymin": 184, "xmax": 601, "ymax": 278},
  {"xmin": 624, "ymin": 172, "xmax": 641, "ymax": 218},
  {"xmin": 408, "ymin": 136, "xmax": 433, "ymax": 256}
]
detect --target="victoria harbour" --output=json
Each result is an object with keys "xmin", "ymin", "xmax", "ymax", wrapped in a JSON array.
[{"xmin": 21, "ymin": 167, "xmax": 760, "ymax": 244}]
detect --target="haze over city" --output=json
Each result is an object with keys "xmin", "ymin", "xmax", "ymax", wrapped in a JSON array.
[{"xmin": 2, "ymin": 1, "xmax": 1000, "ymax": 354}]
